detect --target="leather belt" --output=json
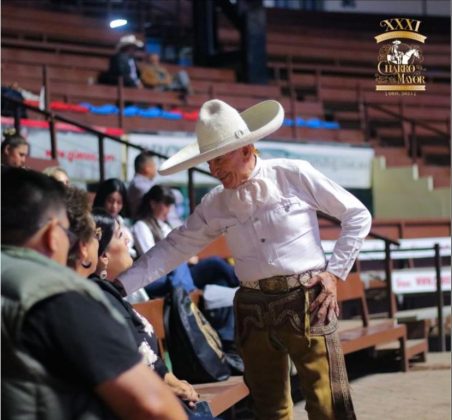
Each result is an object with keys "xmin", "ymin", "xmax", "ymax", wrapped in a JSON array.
[{"xmin": 240, "ymin": 270, "xmax": 322, "ymax": 293}]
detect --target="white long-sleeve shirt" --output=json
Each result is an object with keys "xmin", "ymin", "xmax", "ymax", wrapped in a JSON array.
[
  {"xmin": 133, "ymin": 219, "xmax": 171, "ymax": 257},
  {"xmin": 119, "ymin": 157, "xmax": 372, "ymax": 295}
]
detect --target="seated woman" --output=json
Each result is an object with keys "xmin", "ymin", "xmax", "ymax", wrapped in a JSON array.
[
  {"xmin": 133, "ymin": 185, "xmax": 239, "ymax": 347},
  {"xmin": 64, "ymin": 186, "xmax": 199, "ymax": 408},
  {"xmin": 92, "ymin": 178, "xmax": 136, "ymax": 258},
  {"xmin": 133, "ymin": 184, "xmax": 239, "ymax": 297}
]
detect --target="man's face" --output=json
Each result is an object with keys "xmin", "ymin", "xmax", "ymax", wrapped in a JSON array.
[
  {"xmin": 208, "ymin": 148, "xmax": 250, "ymax": 189},
  {"xmin": 143, "ymin": 161, "xmax": 157, "ymax": 180}
]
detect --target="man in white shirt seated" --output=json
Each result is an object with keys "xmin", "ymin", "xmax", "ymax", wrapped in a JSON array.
[
  {"xmin": 118, "ymin": 99, "xmax": 372, "ymax": 420},
  {"xmin": 128, "ymin": 151, "xmax": 157, "ymax": 218}
]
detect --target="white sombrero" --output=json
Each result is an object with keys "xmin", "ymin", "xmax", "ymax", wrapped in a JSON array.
[
  {"xmin": 116, "ymin": 34, "xmax": 144, "ymax": 50},
  {"xmin": 158, "ymin": 99, "xmax": 284, "ymax": 175}
]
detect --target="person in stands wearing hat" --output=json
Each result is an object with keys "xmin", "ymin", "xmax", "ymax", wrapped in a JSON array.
[
  {"xmin": 102, "ymin": 34, "xmax": 144, "ymax": 88},
  {"xmin": 117, "ymin": 99, "xmax": 372, "ymax": 419}
]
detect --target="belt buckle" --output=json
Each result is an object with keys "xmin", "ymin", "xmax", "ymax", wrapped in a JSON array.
[
  {"xmin": 298, "ymin": 272, "xmax": 312, "ymax": 287},
  {"xmin": 259, "ymin": 276, "xmax": 288, "ymax": 293}
]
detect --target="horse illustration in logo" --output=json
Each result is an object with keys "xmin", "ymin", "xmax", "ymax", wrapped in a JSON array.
[{"xmin": 386, "ymin": 40, "xmax": 421, "ymax": 64}]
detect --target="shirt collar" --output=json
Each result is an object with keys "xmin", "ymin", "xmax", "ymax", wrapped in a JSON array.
[{"xmin": 250, "ymin": 155, "xmax": 262, "ymax": 179}]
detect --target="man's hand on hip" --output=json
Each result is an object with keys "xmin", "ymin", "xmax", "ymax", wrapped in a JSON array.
[{"xmin": 305, "ymin": 272, "xmax": 340, "ymax": 324}]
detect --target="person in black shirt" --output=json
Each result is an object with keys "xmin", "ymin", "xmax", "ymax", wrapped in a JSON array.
[
  {"xmin": 64, "ymin": 186, "xmax": 200, "ymax": 408},
  {"xmin": 2, "ymin": 167, "xmax": 187, "ymax": 420},
  {"xmin": 90, "ymin": 207, "xmax": 200, "ymax": 407},
  {"xmin": 102, "ymin": 34, "xmax": 144, "ymax": 88}
]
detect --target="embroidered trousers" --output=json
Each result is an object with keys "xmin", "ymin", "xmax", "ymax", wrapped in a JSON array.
[{"xmin": 234, "ymin": 286, "xmax": 355, "ymax": 420}]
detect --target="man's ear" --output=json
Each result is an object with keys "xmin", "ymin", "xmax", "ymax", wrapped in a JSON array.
[
  {"xmin": 42, "ymin": 220, "xmax": 59, "ymax": 256},
  {"xmin": 79, "ymin": 241, "xmax": 89, "ymax": 263},
  {"xmin": 242, "ymin": 145, "xmax": 253, "ymax": 160}
]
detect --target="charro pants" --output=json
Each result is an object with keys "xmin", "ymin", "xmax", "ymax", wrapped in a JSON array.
[{"xmin": 234, "ymin": 286, "xmax": 355, "ymax": 420}]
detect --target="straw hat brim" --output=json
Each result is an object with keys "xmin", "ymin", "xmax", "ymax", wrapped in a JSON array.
[{"xmin": 158, "ymin": 100, "xmax": 284, "ymax": 175}]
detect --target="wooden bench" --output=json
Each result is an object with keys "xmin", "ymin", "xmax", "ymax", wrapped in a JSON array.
[
  {"xmin": 133, "ymin": 298, "xmax": 249, "ymax": 417},
  {"xmin": 337, "ymin": 273, "xmax": 428, "ymax": 370},
  {"xmin": 220, "ymin": 26, "xmax": 451, "ymax": 56}
]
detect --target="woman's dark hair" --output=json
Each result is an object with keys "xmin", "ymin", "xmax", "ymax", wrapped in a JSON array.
[
  {"xmin": 1, "ymin": 128, "xmax": 28, "ymax": 156},
  {"xmin": 92, "ymin": 178, "xmax": 130, "ymax": 218},
  {"xmin": 92, "ymin": 208, "xmax": 116, "ymax": 256},
  {"xmin": 135, "ymin": 184, "xmax": 175, "ymax": 242},
  {"xmin": 64, "ymin": 186, "xmax": 96, "ymax": 268},
  {"xmin": 135, "ymin": 184, "xmax": 175, "ymax": 221}
]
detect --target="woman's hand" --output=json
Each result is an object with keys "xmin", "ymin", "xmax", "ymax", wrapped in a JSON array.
[
  {"xmin": 188, "ymin": 255, "xmax": 199, "ymax": 265},
  {"xmin": 164, "ymin": 373, "xmax": 199, "ymax": 407}
]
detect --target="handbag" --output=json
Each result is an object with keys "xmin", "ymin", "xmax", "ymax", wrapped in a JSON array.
[{"xmin": 164, "ymin": 287, "xmax": 231, "ymax": 383}]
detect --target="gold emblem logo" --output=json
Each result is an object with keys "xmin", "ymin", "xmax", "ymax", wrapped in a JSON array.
[{"xmin": 375, "ymin": 18, "xmax": 427, "ymax": 94}]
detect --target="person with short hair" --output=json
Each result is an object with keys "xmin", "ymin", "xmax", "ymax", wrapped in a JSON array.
[
  {"xmin": 1, "ymin": 166, "xmax": 187, "ymax": 420},
  {"xmin": 128, "ymin": 151, "xmax": 158, "ymax": 218},
  {"xmin": 118, "ymin": 99, "xmax": 372, "ymax": 420},
  {"xmin": 1, "ymin": 128, "xmax": 29, "ymax": 168}
]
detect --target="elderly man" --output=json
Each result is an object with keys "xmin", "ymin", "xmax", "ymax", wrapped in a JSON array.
[
  {"xmin": 118, "ymin": 99, "xmax": 372, "ymax": 420},
  {"xmin": 1, "ymin": 167, "xmax": 187, "ymax": 420}
]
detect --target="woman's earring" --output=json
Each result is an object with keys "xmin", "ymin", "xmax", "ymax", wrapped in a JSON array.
[
  {"xmin": 81, "ymin": 260, "xmax": 92, "ymax": 269},
  {"xmin": 99, "ymin": 253, "xmax": 108, "ymax": 280}
]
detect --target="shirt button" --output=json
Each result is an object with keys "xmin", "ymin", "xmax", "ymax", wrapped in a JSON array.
[{"xmin": 260, "ymin": 238, "xmax": 266, "ymax": 243}]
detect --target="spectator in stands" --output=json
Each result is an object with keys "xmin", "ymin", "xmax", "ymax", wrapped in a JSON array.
[
  {"xmin": 63, "ymin": 186, "xmax": 202, "ymax": 414},
  {"xmin": 128, "ymin": 150, "xmax": 158, "ymax": 218},
  {"xmin": 133, "ymin": 184, "xmax": 239, "ymax": 292},
  {"xmin": 90, "ymin": 209, "xmax": 203, "ymax": 414},
  {"xmin": 1, "ymin": 167, "xmax": 187, "ymax": 420},
  {"xmin": 101, "ymin": 34, "xmax": 144, "ymax": 88},
  {"xmin": 1, "ymin": 128, "xmax": 29, "ymax": 168},
  {"xmin": 117, "ymin": 99, "xmax": 372, "ymax": 419},
  {"xmin": 140, "ymin": 53, "xmax": 193, "ymax": 97},
  {"xmin": 43, "ymin": 166, "xmax": 70, "ymax": 186},
  {"xmin": 93, "ymin": 178, "xmax": 135, "ymax": 257},
  {"xmin": 132, "ymin": 184, "xmax": 239, "ymax": 347}
]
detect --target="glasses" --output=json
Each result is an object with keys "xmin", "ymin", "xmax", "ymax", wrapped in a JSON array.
[{"xmin": 56, "ymin": 222, "xmax": 78, "ymax": 249}]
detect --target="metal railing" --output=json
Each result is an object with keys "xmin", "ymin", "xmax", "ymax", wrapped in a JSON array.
[{"xmin": 361, "ymin": 102, "xmax": 450, "ymax": 164}]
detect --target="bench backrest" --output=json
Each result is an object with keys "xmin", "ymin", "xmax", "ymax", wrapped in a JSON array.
[
  {"xmin": 337, "ymin": 272, "xmax": 369, "ymax": 326},
  {"xmin": 133, "ymin": 298, "xmax": 166, "ymax": 356},
  {"xmin": 133, "ymin": 291, "xmax": 204, "ymax": 358}
]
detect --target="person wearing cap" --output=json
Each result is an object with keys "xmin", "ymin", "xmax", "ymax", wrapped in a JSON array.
[
  {"xmin": 103, "ymin": 34, "xmax": 144, "ymax": 88},
  {"xmin": 117, "ymin": 99, "xmax": 372, "ymax": 419}
]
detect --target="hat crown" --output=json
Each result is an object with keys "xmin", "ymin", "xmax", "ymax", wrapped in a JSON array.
[
  {"xmin": 195, "ymin": 100, "xmax": 250, "ymax": 154},
  {"xmin": 119, "ymin": 34, "xmax": 137, "ymax": 43},
  {"xmin": 116, "ymin": 34, "xmax": 143, "ymax": 49}
]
